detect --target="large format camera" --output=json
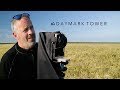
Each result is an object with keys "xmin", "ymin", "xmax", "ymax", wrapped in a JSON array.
[
  {"xmin": 37, "ymin": 31, "xmax": 69, "ymax": 79},
  {"xmin": 51, "ymin": 31, "xmax": 69, "ymax": 78}
]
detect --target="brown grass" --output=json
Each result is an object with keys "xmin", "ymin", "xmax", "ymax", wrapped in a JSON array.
[
  {"xmin": 1, "ymin": 43, "xmax": 120, "ymax": 79},
  {"xmin": 64, "ymin": 43, "xmax": 120, "ymax": 79}
]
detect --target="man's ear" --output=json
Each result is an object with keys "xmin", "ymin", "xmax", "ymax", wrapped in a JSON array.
[{"xmin": 12, "ymin": 32, "xmax": 17, "ymax": 39}]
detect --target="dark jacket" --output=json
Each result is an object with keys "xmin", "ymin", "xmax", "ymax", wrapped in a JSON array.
[{"xmin": 0, "ymin": 43, "xmax": 38, "ymax": 80}]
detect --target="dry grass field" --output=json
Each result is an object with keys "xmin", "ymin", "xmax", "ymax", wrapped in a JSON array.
[
  {"xmin": 0, "ymin": 44, "xmax": 14, "ymax": 60},
  {"xmin": 64, "ymin": 43, "xmax": 120, "ymax": 79},
  {"xmin": 1, "ymin": 43, "xmax": 120, "ymax": 79}
]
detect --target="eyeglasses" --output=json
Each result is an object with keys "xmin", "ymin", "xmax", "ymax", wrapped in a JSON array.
[{"xmin": 13, "ymin": 13, "xmax": 30, "ymax": 20}]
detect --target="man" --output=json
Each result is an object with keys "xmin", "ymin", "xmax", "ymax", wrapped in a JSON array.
[{"xmin": 0, "ymin": 13, "xmax": 38, "ymax": 79}]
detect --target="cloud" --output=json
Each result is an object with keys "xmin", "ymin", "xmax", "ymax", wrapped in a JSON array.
[{"xmin": 6, "ymin": 34, "xmax": 13, "ymax": 39}]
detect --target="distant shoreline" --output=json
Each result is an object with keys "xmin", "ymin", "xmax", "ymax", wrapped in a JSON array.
[
  {"xmin": 1, "ymin": 42, "xmax": 120, "ymax": 44},
  {"xmin": 68, "ymin": 42, "xmax": 120, "ymax": 44},
  {"xmin": 0, "ymin": 43, "xmax": 15, "ymax": 44}
]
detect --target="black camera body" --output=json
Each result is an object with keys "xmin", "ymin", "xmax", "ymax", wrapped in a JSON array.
[
  {"xmin": 37, "ymin": 31, "xmax": 69, "ymax": 79},
  {"xmin": 50, "ymin": 31, "xmax": 69, "ymax": 78}
]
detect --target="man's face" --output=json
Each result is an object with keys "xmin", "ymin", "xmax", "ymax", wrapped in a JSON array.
[{"xmin": 13, "ymin": 17, "xmax": 36, "ymax": 49}]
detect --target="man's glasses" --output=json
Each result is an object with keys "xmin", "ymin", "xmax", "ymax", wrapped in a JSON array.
[{"xmin": 13, "ymin": 13, "xmax": 30, "ymax": 20}]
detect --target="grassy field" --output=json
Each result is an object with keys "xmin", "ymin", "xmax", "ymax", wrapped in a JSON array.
[
  {"xmin": 64, "ymin": 43, "xmax": 120, "ymax": 79},
  {"xmin": 0, "ymin": 44, "xmax": 14, "ymax": 60},
  {"xmin": 1, "ymin": 43, "xmax": 120, "ymax": 79}
]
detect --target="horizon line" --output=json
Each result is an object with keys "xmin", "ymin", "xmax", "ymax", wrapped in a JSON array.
[{"xmin": 1, "ymin": 42, "xmax": 120, "ymax": 44}]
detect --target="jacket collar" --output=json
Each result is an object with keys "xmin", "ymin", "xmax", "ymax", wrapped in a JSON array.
[{"xmin": 15, "ymin": 42, "xmax": 38, "ymax": 54}]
